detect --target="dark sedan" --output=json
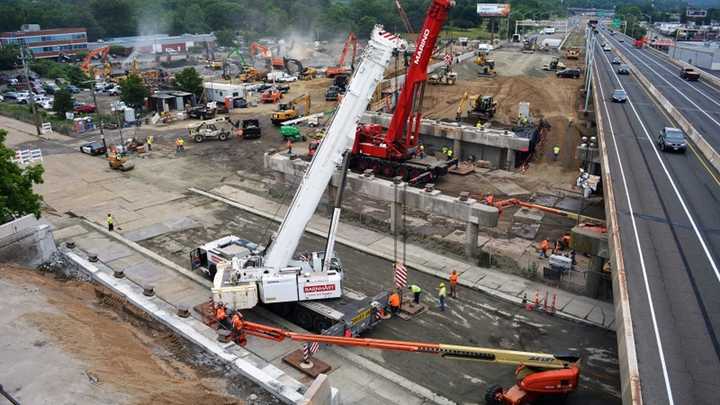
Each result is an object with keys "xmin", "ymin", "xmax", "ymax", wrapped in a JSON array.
[
  {"xmin": 556, "ymin": 68, "xmax": 581, "ymax": 78},
  {"xmin": 657, "ymin": 127, "xmax": 687, "ymax": 153},
  {"xmin": 617, "ymin": 64, "xmax": 630, "ymax": 75},
  {"xmin": 80, "ymin": 140, "xmax": 106, "ymax": 156}
]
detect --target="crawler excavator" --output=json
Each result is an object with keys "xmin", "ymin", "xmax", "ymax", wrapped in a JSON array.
[
  {"xmin": 326, "ymin": 32, "xmax": 358, "ymax": 78},
  {"xmin": 231, "ymin": 319, "xmax": 582, "ymax": 405},
  {"xmin": 352, "ymin": 0, "xmax": 456, "ymax": 186}
]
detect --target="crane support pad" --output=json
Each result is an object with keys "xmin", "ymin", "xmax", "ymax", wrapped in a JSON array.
[{"xmin": 283, "ymin": 349, "xmax": 332, "ymax": 377}]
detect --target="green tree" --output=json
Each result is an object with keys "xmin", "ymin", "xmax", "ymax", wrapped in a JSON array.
[
  {"xmin": 0, "ymin": 45, "xmax": 19, "ymax": 70},
  {"xmin": 0, "ymin": 129, "xmax": 44, "ymax": 223},
  {"xmin": 215, "ymin": 29, "xmax": 236, "ymax": 47},
  {"xmin": 174, "ymin": 67, "xmax": 203, "ymax": 97},
  {"xmin": 119, "ymin": 74, "xmax": 149, "ymax": 108},
  {"xmin": 53, "ymin": 89, "xmax": 74, "ymax": 117}
]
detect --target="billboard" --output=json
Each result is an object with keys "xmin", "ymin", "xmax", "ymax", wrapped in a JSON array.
[
  {"xmin": 686, "ymin": 8, "xmax": 708, "ymax": 18},
  {"xmin": 476, "ymin": 3, "xmax": 511, "ymax": 17}
]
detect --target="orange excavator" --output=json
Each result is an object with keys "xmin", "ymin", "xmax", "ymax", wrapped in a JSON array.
[
  {"xmin": 232, "ymin": 318, "xmax": 581, "ymax": 405},
  {"xmin": 81, "ymin": 46, "xmax": 110, "ymax": 76},
  {"xmin": 250, "ymin": 42, "xmax": 284, "ymax": 70},
  {"xmin": 326, "ymin": 32, "xmax": 358, "ymax": 78}
]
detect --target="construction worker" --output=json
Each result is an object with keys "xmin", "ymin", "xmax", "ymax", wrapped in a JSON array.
[
  {"xmin": 552, "ymin": 144, "xmax": 560, "ymax": 161},
  {"xmin": 388, "ymin": 290, "xmax": 401, "ymax": 314},
  {"xmin": 539, "ymin": 239, "xmax": 550, "ymax": 258},
  {"xmin": 437, "ymin": 282, "xmax": 447, "ymax": 312},
  {"xmin": 418, "ymin": 143, "xmax": 425, "ymax": 158},
  {"xmin": 106, "ymin": 213, "xmax": 114, "ymax": 232},
  {"xmin": 215, "ymin": 302, "xmax": 230, "ymax": 329},
  {"xmin": 449, "ymin": 270, "xmax": 459, "ymax": 298},
  {"xmin": 175, "ymin": 137, "xmax": 185, "ymax": 152},
  {"xmin": 409, "ymin": 284, "xmax": 422, "ymax": 305},
  {"xmin": 231, "ymin": 311, "xmax": 247, "ymax": 346},
  {"xmin": 441, "ymin": 146, "xmax": 448, "ymax": 157},
  {"xmin": 446, "ymin": 148, "xmax": 453, "ymax": 161},
  {"xmin": 287, "ymin": 139, "xmax": 293, "ymax": 155},
  {"xmin": 146, "ymin": 135, "xmax": 153, "ymax": 151}
]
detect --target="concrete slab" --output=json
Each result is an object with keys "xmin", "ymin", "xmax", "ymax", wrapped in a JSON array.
[
  {"xmin": 53, "ymin": 224, "xmax": 89, "ymax": 240},
  {"xmin": 493, "ymin": 180, "xmax": 529, "ymax": 197},
  {"xmin": 561, "ymin": 297, "xmax": 595, "ymax": 320},
  {"xmin": 512, "ymin": 222, "xmax": 541, "ymax": 240},
  {"xmin": 460, "ymin": 268, "xmax": 488, "ymax": 285},
  {"xmin": 123, "ymin": 217, "xmax": 201, "ymax": 242}
]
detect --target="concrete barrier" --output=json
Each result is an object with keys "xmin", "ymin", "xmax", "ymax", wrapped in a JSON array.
[
  {"xmin": 647, "ymin": 45, "xmax": 720, "ymax": 89},
  {"xmin": 611, "ymin": 36, "xmax": 720, "ymax": 173},
  {"xmin": 0, "ymin": 215, "xmax": 57, "ymax": 267},
  {"xmin": 591, "ymin": 67, "xmax": 643, "ymax": 405}
]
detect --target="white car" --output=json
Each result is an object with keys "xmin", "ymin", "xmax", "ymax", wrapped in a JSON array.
[
  {"xmin": 15, "ymin": 92, "xmax": 30, "ymax": 104},
  {"xmin": 266, "ymin": 71, "xmax": 297, "ymax": 83},
  {"xmin": 107, "ymin": 86, "xmax": 121, "ymax": 96},
  {"xmin": 37, "ymin": 98, "xmax": 53, "ymax": 109}
]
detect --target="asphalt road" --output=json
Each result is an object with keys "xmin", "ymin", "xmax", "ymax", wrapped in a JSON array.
[
  {"xmin": 592, "ymin": 40, "xmax": 720, "ymax": 405},
  {"xmin": 139, "ymin": 196, "xmax": 620, "ymax": 405},
  {"xmin": 601, "ymin": 30, "xmax": 720, "ymax": 152}
]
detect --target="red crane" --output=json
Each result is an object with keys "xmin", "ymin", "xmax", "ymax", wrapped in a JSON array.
[
  {"xmin": 231, "ymin": 318, "xmax": 581, "ymax": 405},
  {"xmin": 326, "ymin": 32, "xmax": 358, "ymax": 78},
  {"xmin": 351, "ymin": 0, "xmax": 455, "ymax": 184}
]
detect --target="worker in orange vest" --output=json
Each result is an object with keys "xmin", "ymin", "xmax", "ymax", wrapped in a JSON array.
[
  {"xmin": 215, "ymin": 302, "xmax": 229, "ymax": 329},
  {"xmin": 287, "ymin": 139, "xmax": 293, "ymax": 155},
  {"xmin": 539, "ymin": 239, "xmax": 550, "ymax": 258},
  {"xmin": 231, "ymin": 311, "xmax": 247, "ymax": 346},
  {"xmin": 449, "ymin": 270, "xmax": 459, "ymax": 298},
  {"xmin": 388, "ymin": 290, "xmax": 401, "ymax": 314}
]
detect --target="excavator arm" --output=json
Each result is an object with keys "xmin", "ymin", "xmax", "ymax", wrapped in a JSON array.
[{"xmin": 81, "ymin": 46, "xmax": 110, "ymax": 74}]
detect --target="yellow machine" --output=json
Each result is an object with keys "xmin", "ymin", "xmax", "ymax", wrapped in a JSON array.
[
  {"xmin": 271, "ymin": 94, "xmax": 311, "ymax": 126},
  {"xmin": 475, "ymin": 52, "xmax": 496, "ymax": 76},
  {"xmin": 565, "ymin": 48, "xmax": 581, "ymax": 60},
  {"xmin": 300, "ymin": 67, "xmax": 317, "ymax": 80},
  {"xmin": 456, "ymin": 91, "xmax": 496, "ymax": 123}
]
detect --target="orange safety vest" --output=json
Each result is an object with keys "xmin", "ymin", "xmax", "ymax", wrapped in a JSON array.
[
  {"xmin": 449, "ymin": 273, "xmax": 459, "ymax": 285},
  {"xmin": 389, "ymin": 293, "xmax": 401, "ymax": 307},
  {"xmin": 215, "ymin": 306, "xmax": 227, "ymax": 321},
  {"xmin": 540, "ymin": 240, "xmax": 549, "ymax": 250}
]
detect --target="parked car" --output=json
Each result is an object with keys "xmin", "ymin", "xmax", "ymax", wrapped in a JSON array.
[
  {"xmin": 611, "ymin": 57, "xmax": 621, "ymax": 65},
  {"xmin": 187, "ymin": 105, "xmax": 217, "ymax": 120},
  {"xmin": 657, "ymin": 127, "xmax": 687, "ymax": 153},
  {"xmin": 556, "ymin": 68, "xmax": 581, "ymax": 79},
  {"xmin": 74, "ymin": 103, "xmax": 97, "ymax": 113},
  {"xmin": 15, "ymin": 92, "xmax": 31, "ymax": 104},
  {"xmin": 66, "ymin": 85, "xmax": 80, "ymax": 94},
  {"xmin": 3, "ymin": 92, "xmax": 19, "ymax": 102},
  {"xmin": 107, "ymin": 86, "xmax": 121, "ymax": 96},
  {"xmin": 611, "ymin": 89, "xmax": 627, "ymax": 103},
  {"xmin": 37, "ymin": 97, "xmax": 54, "ymax": 109},
  {"xmin": 80, "ymin": 140, "xmax": 107, "ymax": 156},
  {"xmin": 617, "ymin": 64, "xmax": 630, "ymax": 75}
]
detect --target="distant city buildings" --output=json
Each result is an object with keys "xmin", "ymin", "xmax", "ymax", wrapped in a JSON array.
[{"xmin": 0, "ymin": 24, "xmax": 88, "ymax": 58}]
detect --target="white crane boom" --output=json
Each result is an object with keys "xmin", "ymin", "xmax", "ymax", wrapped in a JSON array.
[{"xmin": 264, "ymin": 26, "xmax": 403, "ymax": 271}]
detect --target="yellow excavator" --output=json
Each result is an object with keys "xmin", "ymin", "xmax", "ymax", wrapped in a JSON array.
[
  {"xmin": 271, "ymin": 94, "xmax": 311, "ymax": 126},
  {"xmin": 456, "ymin": 91, "xmax": 497, "ymax": 123}
]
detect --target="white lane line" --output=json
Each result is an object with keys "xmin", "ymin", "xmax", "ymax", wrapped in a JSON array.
[
  {"xmin": 608, "ymin": 36, "xmax": 720, "ymax": 129},
  {"xmin": 599, "ymin": 44, "xmax": 720, "ymax": 285},
  {"xmin": 631, "ymin": 43, "xmax": 720, "ymax": 96},
  {"xmin": 593, "ymin": 47, "xmax": 676, "ymax": 405}
]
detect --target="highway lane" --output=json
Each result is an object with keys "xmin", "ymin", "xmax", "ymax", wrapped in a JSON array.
[
  {"xmin": 592, "ymin": 42, "xmax": 720, "ymax": 405},
  {"xmin": 601, "ymin": 31, "xmax": 720, "ymax": 151}
]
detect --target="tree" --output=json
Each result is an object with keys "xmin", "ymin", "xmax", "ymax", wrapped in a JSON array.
[
  {"xmin": 119, "ymin": 74, "xmax": 149, "ymax": 108},
  {"xmin": 215, "ymin": 29, "xmax": 236, "ymax": 48},
  {"xmin": 174, "ymin": 67, "xmax": 203, "ymax": 97},
  {"xmin": 53, "ymin": 89, "xmax": 74, "ymax": 117},
  {"xmin": 0, "ymin": 129, "xmax": 44, "ymax": 223},
  {"xmin": 0, "ymin": 45, "xmax": 19, "ymax": 70}
]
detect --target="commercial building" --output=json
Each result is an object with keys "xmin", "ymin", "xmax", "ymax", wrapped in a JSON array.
[
  {"xmin": 669, "ymin": 41, "xmax": 720, "ymax": 70},
  {"xmin": 0, "ymin": 24, "xmax": 88, "ymax": 58},
  {"xmin": 88, "ymin": 33, "xmax": 215, "ymax": 54}
]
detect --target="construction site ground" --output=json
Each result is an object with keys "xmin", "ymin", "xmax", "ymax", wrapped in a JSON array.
[
  {"xmin": 0, "ymin": 265, "xmax": 274, "ymax": 405},
  {"xmin": 5, "ymin": 102, "xmax": 620, "ymax": 404}
]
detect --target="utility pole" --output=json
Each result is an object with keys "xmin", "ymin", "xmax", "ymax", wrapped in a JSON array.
[{"xmin": 18, "ymin": 45, "xmax": 41, "ymax": 136}]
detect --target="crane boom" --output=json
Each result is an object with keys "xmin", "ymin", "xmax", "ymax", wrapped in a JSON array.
[
  {"xmin": 395, "ymin": 0, "xmax": 415, "ymax": 33},
  {"xmin": 263, "ymin": 26, "xmax": 404, "ymax": 271}
]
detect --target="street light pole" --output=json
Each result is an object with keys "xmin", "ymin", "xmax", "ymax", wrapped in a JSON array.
[{"xmin": 18, "ymin": 45, "xmax": 41, "ymax": 136}]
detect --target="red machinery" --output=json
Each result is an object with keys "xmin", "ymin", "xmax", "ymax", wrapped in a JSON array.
[
  {"xmin": 633, "ymin": 36, "xmax": 646, "ymax": 49},
  {"xmin": 80, "ymin": 46, "xmax": 110, "ymax": 75},
  {"xmin": 326, "ymin": 32, "xmax": 358, "ymax": 78},
  {"xmin": 351, "ymin": 0, "xmax": 456, "ymax": 185},
  {"xmin": 233, "ymin": 318, "xmax": 581, "ymax": 405}
]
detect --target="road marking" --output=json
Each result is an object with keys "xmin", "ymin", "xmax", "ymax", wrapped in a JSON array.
[
  {"xmin": 609, "ymin": 35, "xmax": 720, "ymax": 130},
  {"xmin": 599, "ymin": 44, "xmax": 720, "ymax": 285},
  {"xmin": 593, "ymin": 52, "xmax": 676, "ymax": 405}
]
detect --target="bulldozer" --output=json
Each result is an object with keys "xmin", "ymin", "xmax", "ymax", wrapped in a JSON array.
[
  {"xmin": 428, "ymin": 65, "xmax": 457, "ymax": 85},
  {"xmin": 107, "ymin": 153, "xmax": 134, "ymax": 171},
  {"xmin": 542, "ymin": 57, "xmax": 566, "ymax": 71},
  {"xmin": 271, "ymin": 94, "xmax": 310, "ymax": 126},
  {"xmin": 475, "ymin": 52, "xmax": 496, "ymax": 77}
]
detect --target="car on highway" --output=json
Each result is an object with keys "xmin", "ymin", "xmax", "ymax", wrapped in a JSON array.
[
  {"xmin": 617, "ymin": 64, "xmax": 630, "ymax": 75},
  {"xmin": 556, "ymin": 68, "xmax": 581, "ymax": 79},
  {"xmin": 602, "ymin": 44, "xmax": 612, "ymax": 52},
  {"xmin": 657, "ymin": 127, "xmax": 687, "ymax": 153},
  {"xmin": 79, "ymin": 140, "xmax": 107, "ymax": 156},
  {"xmin": 611, "ymin": 89, "xmax": 627, "ymax": 103},
  {"xmin": 611, "ymin": 57, "xmax": 621, "ymax": 64},
  {"xmin": 618, "ymin": 38, "xmax": 624, "ymax": 43}
]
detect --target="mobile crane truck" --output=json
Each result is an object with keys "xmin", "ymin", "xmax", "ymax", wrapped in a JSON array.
[
  {"xmin": 233, "ymin": 319, "xmax": 582, "ymax": 405},
  {"xmin": 351, "ymin": 0, "xmax": 458, "ymax": 186},
  {"xmin": 191, "ymin": 25, "xmax": 406, "ymax": 336}
]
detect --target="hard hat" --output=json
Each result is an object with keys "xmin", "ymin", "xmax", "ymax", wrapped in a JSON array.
[{"xmin": 439, "ymin": 282, "xmax": 445, "ymax": 287}]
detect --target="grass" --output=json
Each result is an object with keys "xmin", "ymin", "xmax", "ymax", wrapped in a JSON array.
[{"xmin": 0, "ymin": 103, "xmax": 75, "ymax": 135}]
